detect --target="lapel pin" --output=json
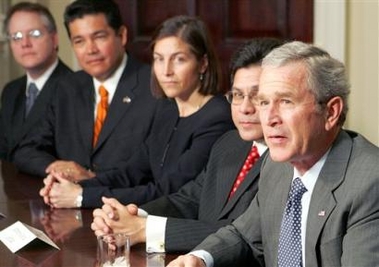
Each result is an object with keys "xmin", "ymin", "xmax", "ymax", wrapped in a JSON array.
[
  {"xmin": 318, "ymin": 210, "xmax": 326, "ymax": 217},
  {"xmin": 123, "ymin": 96, "xmax": 131, "ymax": 103}
]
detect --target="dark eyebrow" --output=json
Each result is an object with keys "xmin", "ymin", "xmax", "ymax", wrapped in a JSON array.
[{"xmin": 231, "ymin": 85, "xmax": 259, "ymax": 92}]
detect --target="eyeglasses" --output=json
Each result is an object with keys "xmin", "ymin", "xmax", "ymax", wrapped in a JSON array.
[
  {"xmin": 225, "ymin": 90, "xmax": 257, "ymax": 105},
  {"xmin": 8, "ymin": 29, "xmax": 44, "ymax": 42}
]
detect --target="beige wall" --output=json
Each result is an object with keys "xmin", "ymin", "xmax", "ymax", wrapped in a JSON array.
[
  {"xmin": 315, "ymin": 0, "xmax": 378, "ymax": 146},
  {"xmin": 2, "ymin": 0, "xmax": 379, "ymax": 146},
  {"xmin": 346, "ymin": 0, "xmax": 379, "ymax": 146},
  {"xmin": 48, "ymin": 0, "xmax": 78, "ymax": 70}
]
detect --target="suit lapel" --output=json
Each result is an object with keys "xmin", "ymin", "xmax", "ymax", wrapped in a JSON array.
[
  {"xmin": 76, "ymin": 75, "xmax": 96, "ymax": 153},
  {"xmin": 93, "ymin": 61, "xmax": 136, "ymax": 151},
  {"xmin": 233, "ymin": 150, "xmax": 267, "ymax": 199},
  {"xmin": 269, "ymin": 163, "xmax": 293, "ymax": 265},
  {"xmin": 216, "ymin": 140, "xmax": 253, "ymax": 218},
  {"xmin": 305, "ymin": 131, "xmax": 352, "ymax": 266},
  {"xmin": 11, "ymin": 80, "xmax": 27, "ymax": 144}
]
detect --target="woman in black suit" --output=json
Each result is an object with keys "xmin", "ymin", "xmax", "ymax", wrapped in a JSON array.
[{"xmin": 40, "ymin": 15, "xmax": 234, "ymax": 208}]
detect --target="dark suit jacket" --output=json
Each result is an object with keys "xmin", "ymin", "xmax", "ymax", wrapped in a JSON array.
[
  {"xmin": 196, "ymin": 130, "xmax": 379, "ymax": 267},
  {"xmin": 14, "ymin": 56, "xmax": 157, "ymax": 177},
  {"xmin": 0, "ymin": 60, "xmax": 72, "ymax": 161},
  {"xmin": 79, "ymin": 95, "xmax": 235, "ymax": 208},
  {"xmin": 141, "ymin": 130, "xmax": 266, "ymax": 252}
]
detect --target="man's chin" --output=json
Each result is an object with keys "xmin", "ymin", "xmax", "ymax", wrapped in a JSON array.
[
  {"xmin": 238, "ymin": 131, "xmax": 263, "ymax": 142},
  {"xmin": 269, "ymin": 149, "xmax": 291, "ymax": 162}
]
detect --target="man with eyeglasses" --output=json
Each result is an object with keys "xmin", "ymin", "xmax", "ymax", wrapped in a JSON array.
[
  {"xmin": 0, "ymin": 2, "xmax": 72, "ymax": 161},
  {"xmin": 90, "ymin": 38, "xmax": 284, "ymax": 260}
]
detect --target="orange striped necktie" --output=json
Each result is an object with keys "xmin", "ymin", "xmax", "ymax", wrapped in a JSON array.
[{"xmin": 93, "ymin": 85, "xmax": 109, "ymax": 147}]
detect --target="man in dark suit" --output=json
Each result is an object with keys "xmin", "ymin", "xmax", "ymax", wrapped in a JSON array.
[
  {"xmin": 91, "ymin": 38, "xmax": 284, "ymax": 255},
  {"xmin": 0, "ymin": 2, "xmax": 72, "ymax": 161},
  {"xmin": 13, "ymin": 0, "xmax": 157, "ymax": 184},
  {"xmin": 168, "ymin": 41, "xmax": 379, "ymax": 267}
]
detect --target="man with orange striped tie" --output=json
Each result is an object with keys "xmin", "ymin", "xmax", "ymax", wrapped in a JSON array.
[{"xmin": 14, "ymin": 0, "xmax": 157, "ymax": 185}]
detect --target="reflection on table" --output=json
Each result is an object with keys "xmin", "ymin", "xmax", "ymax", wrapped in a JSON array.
[{"xmin": 0, "ymin": 161, "xmax": 178, "ymax": 266}]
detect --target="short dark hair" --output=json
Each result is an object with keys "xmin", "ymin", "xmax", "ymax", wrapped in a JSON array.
[
  {"xmin": 4, "ymin": 2, "xmax": 57, "ymax": 35},
  {"xmin": 150, "ymin": 15, "xmax": 221, "ymax": 98},
  {"xmin": 63, "ymin": 0, "xmax": 123, "ymax": 37},
  {"xmin": 229, "ymin": 38, "xmax": 285, "ymax": 86}
]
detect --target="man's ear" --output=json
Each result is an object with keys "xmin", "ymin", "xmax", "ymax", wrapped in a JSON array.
[
  {"xmin": 324, "ymin": 96, "xmax": 343, "ymax": 131},
  {"xmin": 119, "ymin": 25, "xmax": 128, "ymax": 46}
]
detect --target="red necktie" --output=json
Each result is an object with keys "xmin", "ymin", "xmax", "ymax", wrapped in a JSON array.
[
  {"xmin": 229, "ymin": 145, "xmax": 260, "ymax": 199},
  {"xmin": 93, "ymin": 85, "xmax": 108, "ymax": 147}
]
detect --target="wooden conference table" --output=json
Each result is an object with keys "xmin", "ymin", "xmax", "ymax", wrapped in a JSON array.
[{"xmin": 0, "ymin": 161, "xmax": 179, "ymax": 267}]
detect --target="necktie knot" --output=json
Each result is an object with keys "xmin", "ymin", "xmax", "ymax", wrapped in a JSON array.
[
  {"xmin": 99, "ymin": 86, "xmax": 108, "ymax": 108},
  {"xmin": 28, "ymin": 83, "xmax": 39, "ymax": 96},
  {"xmin": 246, "ymin": 145, "xmax": 259, "ymax": 166},
  {"xmin": 25, "ymin": 83, "xmax": 39, "ymax": 117},
  {"xmin": 289, "ymin": 177, "xmax": 307, "ymax": 203}
]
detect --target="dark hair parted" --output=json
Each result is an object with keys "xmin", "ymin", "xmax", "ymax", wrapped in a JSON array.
[
  {"xmin": 150, "ymin": 15, "xmax": 222, "ymax": 98},
  {"xmin": 63, "ymin": 0, "xmax": 123, "ymax": 37},
  {"xmin": 4, "ymin": 2, "xmax": 57, "ymax": 34},
  {"xmin": 229, "ymin": 38, "xmax": 285, "ymax": 87}
]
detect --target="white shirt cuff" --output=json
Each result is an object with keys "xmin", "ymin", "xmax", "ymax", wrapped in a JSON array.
[
  {"xmin": 189, "ymin": 250, "xmax": 214, "ymax": 267},
  {"xmin": 146, "ymin": 215, "xmax": 167, "ymax": 253}
]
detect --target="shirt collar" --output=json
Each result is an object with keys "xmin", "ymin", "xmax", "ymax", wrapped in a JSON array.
[
  {"xmin": 93, "ymin": 53, "xmax": 127, "ymax": 97},
  {"xmin": 253, "ymin": 140, "xmax": 268, "ymax": 157},
  {"xmin": 293, "ymin": 148, "xmax": 331, "ymax": 192},
  {"xmin": 26, "ymin": 59, "xmax": 59, "ymax": 95}
]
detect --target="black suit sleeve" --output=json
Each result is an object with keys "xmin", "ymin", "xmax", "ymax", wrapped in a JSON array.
[
  {"xmin": 13, "ymin": 98, "xmax": 59, "ymax": 177},
  {"xmin": 0, "ymin": 104, "xmax": 7, "ymax": 160}
]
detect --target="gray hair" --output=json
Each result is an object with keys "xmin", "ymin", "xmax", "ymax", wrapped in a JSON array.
[{"xmin": 262, "ymin": 41, "xmax": 350, "ymax": 125}]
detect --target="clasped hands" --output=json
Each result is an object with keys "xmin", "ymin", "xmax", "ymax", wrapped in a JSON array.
[
  {"xmin": 92, "ymin": 198, "xmax": 206, "ymax": 267},
  {"xmin": 39, "ymin": 171, "xmax": 83, "ymax": 208},
  {"xmin": 39, "ymin": 160, "xmax": 96, "ymax": 208},
  {"xmin": 91, "ymin": 197, "xmax": 147, "ymax": 246}
]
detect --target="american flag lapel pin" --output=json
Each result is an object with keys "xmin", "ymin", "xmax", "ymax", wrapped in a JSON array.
[
  {"xmin": 123, "ymin": 96, "xmax": 131, "ymax": 103},
  {"xmin": 318, "ymin": 210, "xmax": 326, "ymax": 217}
]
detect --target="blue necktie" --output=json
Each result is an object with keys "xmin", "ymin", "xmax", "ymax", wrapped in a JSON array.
[
  {"xmin": 25, "ymin": 83, "xmax": 39, "ymax": 117},
  {"xmin": 278, "ymin": 177, "xmax": 307, "ymax": 267}
]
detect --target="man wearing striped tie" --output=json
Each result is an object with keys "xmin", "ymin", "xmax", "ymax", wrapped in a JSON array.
[{"xmin": 13, "ymin": 0, "xmax": 157, "ymax": 184}]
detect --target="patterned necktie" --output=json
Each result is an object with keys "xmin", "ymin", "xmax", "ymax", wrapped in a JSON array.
[
  {"xmin": 25, "ymin": 83, "xmax": 39, "ymax": 117},
  {"xmin": 229, "ymin": 145, "xmax": 259, "ymax": 199},
  {"xmin": 278, "ymin": 177, "xmax": 307, "ymax": 267},
  {"xmin": 93, "ymin": 85, "xmax": 109, "ymax": 147}
]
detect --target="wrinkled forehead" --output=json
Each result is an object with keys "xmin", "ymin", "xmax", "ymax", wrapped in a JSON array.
[
  {"xmin": 258, "ymin": 63, "xmax": 308, "ymax": 96},
  {"xmin": 8, "ymin": 11, "xmax": 46, "ymax": 31}
]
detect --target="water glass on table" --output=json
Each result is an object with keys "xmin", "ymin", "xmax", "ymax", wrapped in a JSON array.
[{"xmin": 97, "ymin": 233, "xmax": 130, "ymax": 267}]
